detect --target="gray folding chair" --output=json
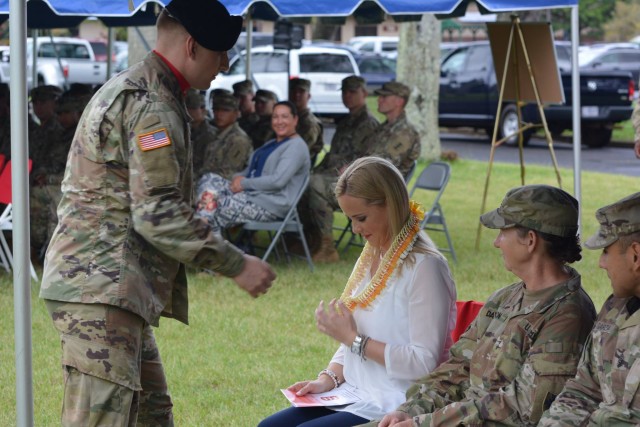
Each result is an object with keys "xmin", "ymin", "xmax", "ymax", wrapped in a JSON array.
[
  {"xmin": 241, "ymin": 173, "xmax": 314, "ymax": 271},
  {"xmin": 409, "ymin": 161, "xmax": 457, "ymax": 263}
]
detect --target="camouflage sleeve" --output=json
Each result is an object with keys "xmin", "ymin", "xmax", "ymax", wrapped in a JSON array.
[
  {"xmin": 370, "ymin": 128, "xmax": 420, "ymax": 177},
  {"xmin": 538, "ymin": 335, "xmax": 601, "ymax": 426},
  {"xmin": 395, "ymin": 323, "xmax": 476, "ymax": 421},
  {"xmin": 424, "ymin": 307, "xmax": 589, "ymax": 427},
  {"xmin": 351, "ymin": 117, "xmax": 380, "ymax": 158},
  {"xmin": 126, "ymin": 101, "xmax": 245, "ymax": 277},
  {"xmin": 299, "ymin": 118, "xmax": 324, "ymax": 157},
  {"xmin": 224, "ymin": 133, "xmax": 252, "ymax": 177}
]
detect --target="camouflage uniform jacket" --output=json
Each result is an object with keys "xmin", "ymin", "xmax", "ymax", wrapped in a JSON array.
[
  {"xmin": 238, "ymin": 111, "xmax": 260, "ymax": 134},
  {"xmin": 34, "ymin": 124, "xmax": 76, "ymax": 186},
  {"xmin": 397, "ymin": 268, "xmax": 596, "ymax": 426},
  {"xmin": 0, "ymin": 114, "xmax": 10, "ymax": 159},
  {"xmin": 248, "ymin": 114, "xmax": 275, "ymax": 150},
  {"xmin": 39, "ymin": 52, "xmax": 245, "ymax": 327},
  {"xmin": 367, "ymin": 111, "xmax": 420, "ymax": 178},
  {"xmin": 539, "ymin": 295, "xmax": 640, "ymax": 426},
  {"xmin": 190, "ymin": 119, "xmax": 218, "ymax": 175},
  {"xmin": 315, "ymin": 105, "xmax": 379, "ymax": 175},
  {"xmin": 296, "ymin": 107, "xmax": 324, "ymax": 158},
  {"xmin": 199, "ymin": 122, "xmax": 252, "ymax": 180},
  {"xmin": 29, "ymin": 117, "xmax": 64, "ymax": 171}
]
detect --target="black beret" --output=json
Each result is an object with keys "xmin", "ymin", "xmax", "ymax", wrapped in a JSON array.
[{"xmin": 165, "ymin": 0, "xmax": 243, "ymax": 52}]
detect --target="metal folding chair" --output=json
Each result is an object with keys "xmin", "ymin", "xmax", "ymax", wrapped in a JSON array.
[
  {"xmin": 409, "ymin": 161, "xmax": 457, "ymax": 263},
  {"xmin": 241, "ymin": 173, "xmax": 314, "ymax": 271}
]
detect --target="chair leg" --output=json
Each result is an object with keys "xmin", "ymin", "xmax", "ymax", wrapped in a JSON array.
[
  {"xmin": 437, "ymin": 206, "xmax": 456, "ymax": 264},
  {"xmin": 296, "ymin": 223, "xmax": 314, "ymax": 272}
]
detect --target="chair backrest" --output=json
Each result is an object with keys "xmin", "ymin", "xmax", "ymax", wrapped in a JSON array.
[
  {"xmin": 410, "ymin": 161, "xmax": 450, "ymax": 193},
  {"xmin": 0, "ymin": 159, "xmax": 33, "ymax": 205},
  {"xmin": 452, "ymin": 300, "xmax": 484, "ymax": 342},
  {"xmin": 404, "ymin": 160, "xmax": 418, "ymax": 184}
]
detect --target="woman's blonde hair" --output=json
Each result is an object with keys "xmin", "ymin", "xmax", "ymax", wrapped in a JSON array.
[{"xmin": 335, "ymin": 157, "xmax": 442, "ymax": 260}]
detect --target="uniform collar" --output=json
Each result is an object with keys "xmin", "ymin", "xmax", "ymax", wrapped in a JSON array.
[{"xmin": 153, "ymin": 50, "xmax": 190, "ymax": 94}]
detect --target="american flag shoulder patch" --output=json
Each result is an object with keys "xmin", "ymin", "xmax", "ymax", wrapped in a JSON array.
[{"xmin": 137, "ymin": 128, "xmax": 171, "ymax": 151}]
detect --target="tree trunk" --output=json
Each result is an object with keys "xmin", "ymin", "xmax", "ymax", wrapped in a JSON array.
[{"xmin": 396, "ymin": 14, "xmax": 442, "ymax": 161}]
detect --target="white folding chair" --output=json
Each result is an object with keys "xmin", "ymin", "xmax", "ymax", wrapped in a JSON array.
[
  {"xmin": 409, "ymin": 161, "xmax": 457, "ymax": 263},
  {"xmin": 241, "ymin": 173, "xmax": 314, "ymax": 271},
  {"xmin": 0, "ymin": 159, "xmax": 38, "ymax": 280}
]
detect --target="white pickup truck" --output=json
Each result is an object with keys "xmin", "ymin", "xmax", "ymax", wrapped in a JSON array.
[{"xmin": 1, "ymin": 37, "xmax": 107, "ymax": 89}]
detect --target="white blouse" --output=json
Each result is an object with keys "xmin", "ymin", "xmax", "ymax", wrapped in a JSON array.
[{"xmin": 330, "ymin": 248, "xmax": 457, "ymax": 421}]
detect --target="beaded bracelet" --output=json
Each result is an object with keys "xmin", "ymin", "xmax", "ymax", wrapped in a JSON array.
[{"xmin": 318, "ymin": 368, "xmax": 340, "ymax": 389}]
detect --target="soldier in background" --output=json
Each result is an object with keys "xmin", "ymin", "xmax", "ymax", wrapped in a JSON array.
[
  {"xmin": 289, "ymin": 78, "xmax": 324, "ymax": 163},
  {"xmin": 198, "ymin": 91, "xmax": 252, "ymax": 180},
  {"xmin": 29, "ymin": 85, "xmax": 63, "ymax": 166},
  {"xmin": 30, "ymin": 90, "xmax": 89, "ymax": 259},
  {"xmin": 247, "ymin": 88, "xmax": 276, "ymax": 149},
  {"xmin": 367, "ymin": 81, "xmax": 420, "ymax": 178},
  {"xmin": 303, "ymin": 75, "xmax": 379, "ymax": 262},
  {"xmin": 186, "ymin": 88, "xmax": 217, "ymax": 175},
  {"xmin": 233, "ymin": 79, "xmax": 259, "ymax": 133},
  {"xmin": 0, "ymin": 83, "xmax": 10, "ymax": 159},
  {"xmin": 369, "ymin": 185, "xmax": 596, "ymax": 427},
  {"xmin": 539, "ymin": 192, "xmax": 640, "ymax": 426}
]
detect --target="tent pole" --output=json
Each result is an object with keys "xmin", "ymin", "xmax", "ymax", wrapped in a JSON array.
[
  {"xmin": 31, "ymin": 29, "xmax": 37, "ymax": 89},
  {"xmin": 245, "ymin": 10, "xmax": 252, "ymax": 80},
  {"xmin": 571, "ymin": 5, "xmax": 582, "ymax": 233},
  {"xmin": 10, "ymin": 0, "xmax": 35, "ymax": 424},
  {"xmin": 107, "ymin": 27, "xmax": 114, "ymax": 80}
]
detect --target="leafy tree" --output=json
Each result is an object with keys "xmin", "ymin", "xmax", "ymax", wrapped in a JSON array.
[{"xmin": 603, "ymin": 0, "xmax": 640, "ymax": 42}]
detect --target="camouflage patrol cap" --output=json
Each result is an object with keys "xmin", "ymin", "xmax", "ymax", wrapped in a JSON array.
[
  {"xmin": 164, "ymin": 0, "xmax": 242, "ymax": 52},
  {"xmin": 233, "ymin": 80, "xmax": 254, "ymax": 96},
  {"xmin": 341, "ymin": 75, "xmax": 366, "ymax": 91},
  {"xmin": 374, "ymin": 81, "xmax": 411, "ymax": 101},
  {"xmin": 289, "ymin": 78, "xmax": 311, "ymax": 92},
  {"xmin": 480, "ymin": 185, "xmax": 579, "ymax": 237},
  {"xmin": 253, "ymin": 89, "xmax": 278, "ymax": 103},
  {"xmin": 585, "ymin": 192, "xmax": 640, "ymax": 249},
  {"xmin": 212, "ymin": 92, "xmax": 239, "ymax": 111},
  {"xmin": 30, "ymin": 85, "xmax": 62, "ymax": 101},
  {"xmin": 185, "ymin": 89, "xmax": 205, "ymax": 109}
]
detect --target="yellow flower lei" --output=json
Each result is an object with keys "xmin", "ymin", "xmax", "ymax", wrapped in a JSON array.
[{"xmin": 340, "ymin": 200, "xmax": 425, "ymax": 312}]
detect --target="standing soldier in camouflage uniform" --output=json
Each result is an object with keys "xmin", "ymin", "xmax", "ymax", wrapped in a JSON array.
[
  {"xmin": 539, "ymin": 192, "xmax": 640, "ymax": 426},
  {"xmin": 233, "ymin": 79, "xmax": 259, "ymax": 133},
  {"xmin": 185, "ymin": 88, "xmax": 217, "ymax": 176},
  {"xmin": 29, "ymin": 85, "xmax": 63, "ymax": 167},
  {"xmin": 30, "ymin": 91, "xmax": 90, "ymax": 260},
  {"xmin": 289, "ymin": 78, "xmax": 324, "ymax": 163},
  {"xmin": 39, "ymin": 1, "xmax": 275, "ymax": 425},
  {"xmin": 305, "ymin": 75, "xmax": 379, "ymax": 262},
  {"xmin": 248, "ymin": 88, "xmax": 277, "ymax": 149},
  {"xmin": 367, "ymin": 185, "xmax": 596, "ymax": 427},
  {"xmin": 0, "ymin": 83, "xmax": 10, "ymax": 159},
  {"xmin": 367, "ymin": 81, "xmax": 420, "ymax": 178},
  {"xmin": 198, "ymin": 91, "xmax": 252, "ymax": 180}
]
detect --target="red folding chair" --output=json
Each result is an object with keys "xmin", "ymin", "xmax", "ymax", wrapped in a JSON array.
[
  {"xmin": 0, "ymin": 159, "xmax": 38, "ymax": 280},
  {"xmin": 451, "ymin": 300, "xmax": 484, "ymax": 342}
]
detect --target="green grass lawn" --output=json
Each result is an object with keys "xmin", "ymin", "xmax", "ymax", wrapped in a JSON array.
[{"xmin": 0, "ymin": 159, "xmax": 637, "ymax": 426}]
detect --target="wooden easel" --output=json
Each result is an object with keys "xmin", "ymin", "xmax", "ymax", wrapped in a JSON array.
[{"xmin": 474, "ymin": 16, "xmax": 563, "ymax": 249}]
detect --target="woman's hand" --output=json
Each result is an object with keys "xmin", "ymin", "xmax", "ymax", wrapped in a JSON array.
[
  {"xmin": 287, "ymin": 376, "xmax": 334, "ymax": 396},
  {"xmin": 315, "ymin": 298, "xmax": 357, "ymax": 346},
  {"xmin": 230, "ymin": 175, "xmax": 244, "ymax": 193}
]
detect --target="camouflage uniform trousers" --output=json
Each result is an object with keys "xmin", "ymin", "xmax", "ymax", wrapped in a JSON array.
[
  {"xmin": 195, "ymin": 173, "xmax": 277, "ymax": 232},
  {"xmin": 45, "ymin": 300, "xmax": 173, "ymax": 427},
  {"xmin": 307, "ymin": 172, "xmax": 341, "ymax": 236}
]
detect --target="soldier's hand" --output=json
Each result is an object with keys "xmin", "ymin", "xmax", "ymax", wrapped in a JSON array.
[
  {"xmin": 379, "ymin": 411, "xmax": 413, "ymax": 427},
  {"xmin": 635, "ymin": 140, "xmax": 640, "ymax": 159},
  {"xmin": 232, "ymin": 254, "xmax": 276, "ymax": 298}
]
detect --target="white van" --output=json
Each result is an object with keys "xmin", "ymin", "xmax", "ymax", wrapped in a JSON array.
[
  {"xmin": 207, "ymin": 45, "xmax": 360, "ymax": 117},
  {"xmin": 347, "ymin": 36, "xmax": 399, "ymax": 58}
]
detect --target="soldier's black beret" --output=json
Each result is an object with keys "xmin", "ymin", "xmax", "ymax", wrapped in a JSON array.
[{"xmin": 165, "ymin": 0, "xmax": 242, "ymax": 52}]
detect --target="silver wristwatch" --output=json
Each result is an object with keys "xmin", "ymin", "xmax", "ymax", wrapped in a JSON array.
[{"xmin": 350, "ymin": 334, "xmax": 363, "ymax": 355}]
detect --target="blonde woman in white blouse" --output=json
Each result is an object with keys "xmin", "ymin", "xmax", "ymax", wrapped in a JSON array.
[{"xmin": 259, "ymin": 157, "xmax": 457, "ymax": 427}]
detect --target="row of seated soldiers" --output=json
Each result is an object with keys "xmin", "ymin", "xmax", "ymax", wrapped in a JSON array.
[
  {"xmin": 0, "ymin": 83, "xmax": 93, "ymax": 261},
  {"xmin": 196, "ymin": 76, "xmax": 421, "ymax": 263}
]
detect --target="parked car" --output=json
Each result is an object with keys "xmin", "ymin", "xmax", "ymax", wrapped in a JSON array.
[
  {"xmin": 88, "ymin": 40, "xmax": 117, "ymax": 63},
  {"xmin": 228, "ymin": 32, "xmax": 273, "ymax": 61},
  {"xmin": 347, "ymin": 36, "xmax": 398, "ymax": 58},
  {"xmin": 3, "ymin": 37, "xmax": 107, "ymax": 88},
  {"xmin": 579, "ymin": 46, "xmax": 640, "ymax": 84},
  {"xmin": 207, "ymin": 45, "xmax": 360, "ymax": 117},
  {"xmin": 356, "ymin": 54, "xmax": 396, "ymax": 91},
  {"xmin": 439, "ymin": 41, "xmax": 634, "ymax": 147}
]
